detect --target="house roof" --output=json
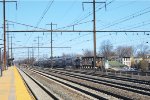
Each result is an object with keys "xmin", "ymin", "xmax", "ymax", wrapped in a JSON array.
[
  {"xmin": 122, "ymin": 57, "xmax": 130, "ymax": 58},
  {"xmin": 82, "ymin": 56, "xmax": 104, "ymax": 58},
  {"xmin": 109, "ymin": 61, "xmax": 125, "ymax": 68}
]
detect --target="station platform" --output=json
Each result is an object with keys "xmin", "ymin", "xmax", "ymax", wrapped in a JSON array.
[{"xmin": 0, "ymin": 66, "xmax": 34, "ymax": 100}]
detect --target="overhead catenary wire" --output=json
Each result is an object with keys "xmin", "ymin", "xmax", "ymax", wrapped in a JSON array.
[
  {"xmin": 98, "ymin": 6, "xmax": 150, "ymax": 30},
  {"xmin": 119, "ymin": 20, "xmax": 150, "ymax": 31},
  {"xmin": 6, "ymin": 19, "xmax": 95, "ymax": 32},
  {"xmin": 6, "ymin": 19, "xmax": 95, "ymax": 50},
  {"xmin": 25, "ymin": 0, "xmax": 54, "ymax": 48},
  {"xmin": 56, "ymin": 20, "xmax": 93, "ymax": 30},
  {"xmin": 69, "ymin": 33, "xmax": 110, "ymax": 47},
  {"xmin": 60, "ymin": 0, "xmax": 77, "ymax": 22},
  {"xmin": 7, "ymin": 0, "xmax": 150, "ymax": 59},
  {"xmin": 54, "ymin": 0, "xmax": 140, "ymax": 47},
  {"xmin": 72, "ymin": 0, "xmax": 114, "ymax": 26},
  {"xmin": 40, "ymin": 0, "xmax": 143, "ymax": 47},
  {"xmin": 6, "ymin": 20, "xmax": 47, "ymax": 30},
  {"xmin": 6, "ymin": 2, "xmax": 115, "ymax": 50},
  {"xmin": 74, "ymin": 33, "xmax": 149, "ymax": 51},
  {"xmin": 57, "ymin": 0, "xmax": 115, "ymax": 30},
  {"xmin": 9, "ymin": 0, "xmax": 145, "ymax": 50},
  {"xmin": 36, "ymin": 0, "xmax": 54, "ymax": 27}
]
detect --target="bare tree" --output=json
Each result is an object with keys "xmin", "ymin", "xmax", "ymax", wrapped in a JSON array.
[
  {"xmin": 136, "ymin": 44, "xmax": 149, "ymax": 58},
  {"xmin": 99, "ymin": 40, "xmax": 113, "ymax": 60},
  {"xmin": 62, "ymin": 53, "xmax": 82, "ymax": 59},
  {"xmin": 62, "ymin": 53, "xmax": 72, "ymax": 58},
  {"xmin": 138, "ymin": 60, "xmax": 149, "ymax": 71},
  {"xmin": 116, "ymin": 46, "xmax": 134, "ymax": 57},
  {"xmin": 82, "ymin": 49, "xmax": 93, "ymax": 57}
]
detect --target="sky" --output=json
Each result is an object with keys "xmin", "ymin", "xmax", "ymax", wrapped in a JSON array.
[{"xmin": 0, "ymin": 0, "xmax": 150, "ymax": 61}]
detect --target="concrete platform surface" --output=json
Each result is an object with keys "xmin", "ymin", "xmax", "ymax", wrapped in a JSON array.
[
  {"xmin": 18, "ymin": 68, "xmax": 54, "ymax": 100},
  {"xmin": 0, "ymin": 66, "xmax": 33, "ymax": 100}
]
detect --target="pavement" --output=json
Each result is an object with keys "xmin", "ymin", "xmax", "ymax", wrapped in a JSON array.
[{"xmin": 0, "ymin": 66, "xmax": 33, "ymax": 100}]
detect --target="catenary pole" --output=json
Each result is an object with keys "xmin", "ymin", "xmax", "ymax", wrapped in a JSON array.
[
  {"xmin": 93, "ymin": 0, "xmax": 96, "ymax": 68},
  {"xmin": 3, "ymin": 0, "xmax": 6, "ymax": 70}
]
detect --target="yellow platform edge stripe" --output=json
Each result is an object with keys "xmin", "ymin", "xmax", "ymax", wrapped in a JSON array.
[
  {"xmin": 16, "ymin": 67, "xmax": 36, "ymax": 100},
  {"xmin": 14, "ymin": 66, "xmax": 33, "ymax": 100}
]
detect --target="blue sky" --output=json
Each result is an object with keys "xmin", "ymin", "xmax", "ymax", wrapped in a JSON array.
[{"xmin": 0, "ymin": 0, "xmax": 150, "ymax": 60}]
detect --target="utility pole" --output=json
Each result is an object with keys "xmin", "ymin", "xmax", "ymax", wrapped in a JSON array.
[
  {"xmin": 0, "ymin": 22, "xmax": 13, "ymax": 67},
  {"xmin": 3, "ymin": 0, "xmax": 6, "ymax": 70},
  {"xmin": 11, "ymin": 36, "xmax": 12, "ymax": 60},
  {"xmin": 93, "ymin": 0, "xmax": 96, "ymax": 69},
  {"xmin": 32, "ymin": 45, "xmax": 34, "ymax": 67},
  {"xmin": 0, "ymin": 0, "xmax": 17, "ymax": 70},
  {"xmin": 38, "ymin": 36, "xmax": 39, "ymax": 65},
  {"xmin": 7, "ymin": 22, "xmax": 9, "ymax": 63},
  {"xmin": 51, "ymin": 23, "xmax": 53, "ymax": 68},
  {"xmin": 38, "ymin": 36, "xmax": 39, "ymax": 62},
  {"xmin": 6, "ymin": 22, "xmax": 14, "ymax": 66},
  {"xmin": 10, "ymin": 36, "xmax": 13, "ymax": 66},
  {"xmin": 0, "ymin": 48, "xmax": 2, "ymax": 76},
  {"xmin": 46, "ymin": 22, "xmax": 57, "ymax": 68},
  {"xmin": 36, "ymin": 36, "xmax": 42, "ymax": 66},
  {"xmin": 82, "ymin": 0, "xmax": 106, "ymax": 68},
  {"xmin": 0, "ymin": 48, "xmax": 1, "ymax": 65},
  {"xmin": 28, "ymin": 48, "xmax": 29, "ymax": 66}
]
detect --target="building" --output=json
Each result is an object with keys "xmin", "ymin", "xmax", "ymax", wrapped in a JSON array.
[
  {"xmin": 81, "ymin": 56, "xmax": 104, "ymax": 68},
  {"xmin": 145, "ymin": 54, "xmax": 150, "ymax": 70},
  {"xmin": 120, "ymin": 57, "xmax": 131, "ymax": 67},
  {"xmin": 105, "ymin": 60, "xmax": 125, "ymax": 71},
  {"xmin": 109, "ymin": 56, "xmax": 132, "ymax": 68}
]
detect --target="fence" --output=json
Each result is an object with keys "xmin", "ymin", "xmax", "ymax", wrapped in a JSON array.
[{"xmin": 104, "ymin": 70, "xmax": 150, "ymax": 80}]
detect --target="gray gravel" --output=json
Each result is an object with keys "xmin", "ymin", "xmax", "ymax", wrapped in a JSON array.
[
  {"xmin": 23, "ymin": 68, "xmax": 94, "ymax": 100},
  {"xmin": 42, "ymin": 69, "xmax": 150, "ymax": 100},
  {"xmin": 51, "ymin": 69, "xmax": 150, "ymax": 90}
]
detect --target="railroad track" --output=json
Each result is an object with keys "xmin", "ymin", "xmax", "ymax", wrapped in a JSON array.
[
  {"xmin": 50, "ymin": 68, "xmax": 150, "ymax": 88},
  {"xmin": 22, "ymin": 68, "xmax": 118, "ymax": 100},
  {"xmin": 29, "ymin": 67, "xmax": 150, "ymax": 100},
  {"xmin": 44, "ymin": 68, "xmax": 150, "ymax": 96},
  {"xmin": 60, "ymin": 68, "xmax": 150, "ymax": 85}
]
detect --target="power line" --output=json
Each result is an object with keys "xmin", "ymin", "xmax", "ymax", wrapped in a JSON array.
[
  {"xmin": 7, "ymin": 30, "xmax": 150, "ymax": 33},
  {"xmin": 55, "ymin": 1, "xmax": 140, "ymax": 47},
  {"xmin": 26, "ymin": 0, "xmax": 54, "ymax": 50},
  {"xmin": 120, "ymin": 20, "xmax": 150, "ymax": 31},
  {"xmin": 5, "ymin": 0, "xmax": 139, "ymax": 49},
  {"xmin": 60, "ymin": 0, "xmax": 77, "ymax": 22},
  {"xmin": 70, "ymin": 33, "xmax": 109, "ymax": 47},
  {"xmin": 58, "ymin": 33, "xmax": 91, "ymax": 46},
  {"xmin": 56, "ymin": 20, "xmax": 93, "ymax": 30},
  {"xmin": 98, "ymin": 6, "xmax": 150, "ymax": 30},
  {"xmin": 5, "ymin": 0, "xmax": 150, "ymax": 60},
  {"xmin": 112, "ymin": 37, "xmax": 150, "ymax": 47},
  {"xmin": 6, "ymin": 20, "xmax": 47, "ymax": 30},
  {"xmin": 51, "ymin": 0, "xmax": 114, "ymax": 49},
  {"xmin": 69, "ymin": 30, "xmax": 150, "ymax": 48},
  {"xmin": 57, "ymin": 0, "xmax": 115, "ymax": 30},
  {"xmin": 73, "ymin": 0, "xmax": 114, "ymax": 25},
  {"xmin": 36, "ymin": 0, "xmax": 54, "ymax": 27},
  {"xmin": 9, "ymin": 46, "xmax": 71, "ymax": 49}
]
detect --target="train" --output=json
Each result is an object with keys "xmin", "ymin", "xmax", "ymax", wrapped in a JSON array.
[
  {"xmin": 33, "ymin": 57, "xmax": 78, "ymax": 68},
  {"xmin": 33, "ymin": 56, "xmax": 105, "ymax": 69}
]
